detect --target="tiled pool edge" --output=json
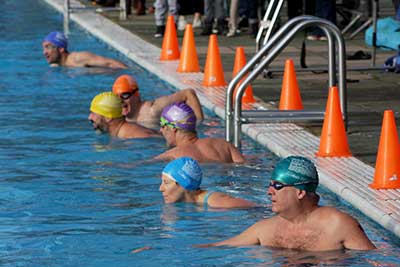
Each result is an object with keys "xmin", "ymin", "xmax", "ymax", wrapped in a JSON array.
[{"xmin": 42, "ymin": 0, "xmax": 400, "ymax": 239}]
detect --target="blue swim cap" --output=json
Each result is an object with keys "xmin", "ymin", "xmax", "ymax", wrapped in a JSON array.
[
  {"xmin": 44, "ymin": 31, "xmax": 68, "ymax": 49},
  {"xmin": 162, "ymin": 157, "xmax": 202, "ymax": 190},
  {"xmin": 271, "ymin": 156, "xmax": 319, "ymax": 192}
]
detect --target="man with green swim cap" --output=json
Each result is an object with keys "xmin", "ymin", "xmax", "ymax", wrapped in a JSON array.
[
  {"xmin": 88, "ymin": 92, "xmax": 160, "ymax": 139},
  {"xmin": 199, "ymin": 156, "xmax": 376, "ymax": 251}
]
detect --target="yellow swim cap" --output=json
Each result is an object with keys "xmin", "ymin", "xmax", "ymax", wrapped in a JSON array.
[{"xmin": 90, "ymin": 92, "xmax": 123, "ymax": 119}]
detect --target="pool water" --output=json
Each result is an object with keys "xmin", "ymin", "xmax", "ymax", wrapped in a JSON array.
[{"xmin": 1, "ymin": 0, "xmax": 400, "ymax": 266}]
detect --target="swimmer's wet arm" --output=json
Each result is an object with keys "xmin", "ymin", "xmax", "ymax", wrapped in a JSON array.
[
  {"xmin": 211, "ymin": 193, "xmax": 257, "ymax": 209},
  {"xmin": 341, "ymin": 216, "xmax": 376, "ymax": 250},
  {"xmin": 151, "ymin": 89, "xmax": 204, "ymax": 121},
  {"xmin": 197, "ymin": 223, "xmax": 261, "ymax": 247},
  {"xmin": 77, "ymin": 51, "xmax": 128, "ymax": 69},
  {"xmin": 230, "ymin": 145, "xmax": 246, "ymax": 164},
  {"xmin": 181, "ymin": 89, "xmax": 204, "ymax": 121}
]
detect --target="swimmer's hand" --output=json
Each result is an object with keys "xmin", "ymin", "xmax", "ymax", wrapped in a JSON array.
[{"xmin": 130, "ymin": 246, "xmax": 152, "ymax": 253}]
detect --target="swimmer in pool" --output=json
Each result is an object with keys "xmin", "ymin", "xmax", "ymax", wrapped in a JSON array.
[
  {"xmin": 112, "ymin": 75, "xmax": 204, "ymax": 126},
  {"xmin": 42, "ymin": 31, "xmax": 127, "ymax": 69},
  {"xmin": 88, "ymin": 92, "xmax": 160, "ymax": 138},
  {"xmin": 155, "ymin": 102, "xmax": 245, "ymax": 163},
  {"xmin": 198, "ymin": 156, "xmax": 376, "ymax": 251},
  {"xmin": 160, "ymin": 157, "xmax": 256, "ymax": 208}
]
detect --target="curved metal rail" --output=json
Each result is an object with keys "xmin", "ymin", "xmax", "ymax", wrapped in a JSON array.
[{"xmin": 225, "ymin": 16, "xmax": 347, "ymax": 149}]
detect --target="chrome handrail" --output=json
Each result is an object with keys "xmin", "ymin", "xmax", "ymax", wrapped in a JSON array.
[{"xmin": 226, "ymin": 16, "xmax": 347, "ymax": 149}]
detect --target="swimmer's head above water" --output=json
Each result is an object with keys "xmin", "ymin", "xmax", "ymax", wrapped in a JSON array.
[
  {"xmin": 270, "ymin": 156, "xmax": 319, "ymax": 193},
  {"xmin": 162, "ymin": 157, "xmax": 202, "ymax": 191},
  {"xmin": 160, "ymin": 102, "xmax": 196, "ymax": 132},
  {"xmin": 42, "ymin": 31, "xmax": 68, "ymax": 65},
  {"xmin": 43, "ymin": 31, "xmax": 68, "ymax": 49},
  {"xmin": 112, "ymin": 75, "xmax": 140, "ymax": 116},
  {"xmin": 88, "ymin": 92, "xmax": 123, "ymax": 133}
]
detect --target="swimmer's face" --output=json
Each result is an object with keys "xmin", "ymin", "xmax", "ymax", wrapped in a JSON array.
[
  {"xmin": 268, "ymin": 180, "xmax": 300, "ymax": 213},
  {"xmin": 159, "ymin": 174, "xmax": 185, "ymax": 203},
  {"xmin": 88, "ymin": 112, "xmax": 109, "ymax": 134},
  {"xmin": 160, "ymin": 125, "xmax": 177, "ymax": 147},
  {"xmin": 42, "ymin": 41, "xmax": 61, "ymax": 64},
  {"xmin": 118, "ymin": 90, "xmax": 139, "ymax": 117}
]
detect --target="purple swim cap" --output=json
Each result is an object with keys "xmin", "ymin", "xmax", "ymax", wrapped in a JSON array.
[
  {"xmin": 161, "ymin": 102, "xmax": 196, "ymax": 132},
  {"xmin": 44, "ymin": 31, "xmax": 68, "ymax": 49}
]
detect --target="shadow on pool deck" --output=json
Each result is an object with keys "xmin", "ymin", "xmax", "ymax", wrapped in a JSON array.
[{"xmin": 97, "ymin": 1, "xmax": 400, "ymax": 166}]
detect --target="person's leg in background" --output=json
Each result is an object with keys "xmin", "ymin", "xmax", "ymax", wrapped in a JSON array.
[
  {"xmin": 202, "ymin": 0, "xmax": 215, "ymax": 35},
  {"xmin": 247, "ymin": 0, "xmax": 259, "ymax": 37},
  {"xmin": 192, "ymin": 0, "xmax": 204, "ymax": 28},
  {"xmin": 215, "ymin": 0, "xmax": 227, "ymax": 35},
  {"xmin": 227, "ymin": 0, "xmax": 240, "ymax": 37},
  {"xmin": 307, "ymin": 0, "xmax": 335, "ymax": 40},
  {"xmin": 154, "ymin": 0, "xmax": 177, "ymax": 37},
  {"xmin": 154, "ymin": 0, "xmax": 167, "ymax": 37}
]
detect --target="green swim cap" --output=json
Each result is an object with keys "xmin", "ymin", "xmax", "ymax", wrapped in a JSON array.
[
  {"xmin": 271, "ymin": 156, "xmax": 318, "ymax": 192},
  {"xmin": 90, "ymin": 92, "xmax": 123, "ymax": 119}
]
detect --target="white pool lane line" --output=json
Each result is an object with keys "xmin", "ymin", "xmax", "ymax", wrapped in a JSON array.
[{"xmin": 42, "ymin": 0, "xmax": 400, "ymax": 238}]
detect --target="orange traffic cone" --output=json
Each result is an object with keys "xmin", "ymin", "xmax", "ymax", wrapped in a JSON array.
[
  {"xmin": 160, "ymin": 15, "xmax": 180, "ymax": 61},
  {"xmin": 369, "ymin": 110, "xmax": 400, "ymax": 189},
  {"xmin": 316, "ymin": 86, "xmax": 352, "ymax": 157},
  {"xmin": 177, "ymin": 24, "xmax": 200, "ymax": 72},
  {"xmin": 232, "ymin": 47, "xmax": 255, "ymax": 104},
  {"xmin": 202, "ymin": 34, "xmax": 227, "ymax": 87},
  {"xmin": 279, "ymin": 59, "xmax": 303, "ymax": 110}
]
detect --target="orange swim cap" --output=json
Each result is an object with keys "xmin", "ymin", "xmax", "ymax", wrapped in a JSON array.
[{"xmin": 112, "ymin": 75, "xmax": 139, "ymax": 95}]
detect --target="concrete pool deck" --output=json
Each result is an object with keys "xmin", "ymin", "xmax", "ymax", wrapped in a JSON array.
[{"xmin": 42, "ymin": 0, "xmax": 400, "ymax": 239}]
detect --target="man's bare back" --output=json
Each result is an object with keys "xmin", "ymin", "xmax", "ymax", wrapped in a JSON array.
[{"xmin": 157, "ymin": 138, "xmax": 245, "ymax": 163}]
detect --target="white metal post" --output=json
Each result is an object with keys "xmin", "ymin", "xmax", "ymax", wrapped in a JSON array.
[{"xmin": 63, "ymin": 0, "xmax": 70, "ymax": 35}]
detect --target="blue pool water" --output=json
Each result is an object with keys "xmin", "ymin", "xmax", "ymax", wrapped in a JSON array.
[{"xmin": 1, "ymin": 0, "xmax": 400, "ymax": 266}]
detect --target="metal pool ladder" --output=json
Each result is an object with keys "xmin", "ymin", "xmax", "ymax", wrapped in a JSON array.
[
  {"xmin": 63, "ymin": 0, "xmax": 128, "ymax": 35},
  {"xmin": 226, "ymin": 16, "xmax": 348, "ymax": 149}
]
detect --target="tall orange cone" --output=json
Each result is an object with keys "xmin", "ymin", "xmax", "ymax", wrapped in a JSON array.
[
  {"xmin": 160, "ymin": 15, "xmax": 180, "ymax": 61},
  {"xmin": 177, "ymin": 24, "xmax": 200, "ymax": 72},
  {"xmin": 232, "ymin": 47, "xmax": 255, "ymax": 104},
  {"xmin": 202, "ymin": 34, "xmax": 227, "ymax": 87},
  {"xmin": 279, "ymin": 59, "xmax": 303, "ymax": 110},
  {"xmin": 316, "ymin": 86, "xmax": 352, "ymax": 157},
  {"xmin": 369, "ymin": 110, "xmax": 400, "ymax": 189}
]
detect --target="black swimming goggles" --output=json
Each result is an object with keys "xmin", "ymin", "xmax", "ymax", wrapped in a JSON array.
[
  {"xmin": 119, "ymin": 89, "xmax": 138, "ymax": 100},
  {"xmin": 269, "ymin": 180, "xmax": 314, "ymax": 191}
]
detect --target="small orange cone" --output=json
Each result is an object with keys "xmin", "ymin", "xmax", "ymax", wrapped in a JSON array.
[
  {"xmin": 202, "ymin": 34, "xmax": 227, "ymax": 87},
  {"xmin": 232, "ymin": 47, "xmax": 255, "ymax": 104},
  {"xmin": 160, "ymin": 15, "xmax": 180, "ymax": 61},
  {"xmin": 279, "ymin": 59, "xmax": 303, "ymax": 110},
  {"xmin": 369, "ymin": 110, "xmax": 400, "ymax": 189},
  {"xmin": 316, "ymin": 86, "xmax": 352, "ymax": 157},
  {"xmin": 177, "ymin": 24, "xmax": 200, "ymax": 72}
]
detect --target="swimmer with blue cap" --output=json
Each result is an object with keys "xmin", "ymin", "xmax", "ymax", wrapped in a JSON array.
[
  {"xmin": 42, "ymin": 31, "xmax": 127, "ymax": 68},
  {"xmin": 88, "ymin": 92, "xmax": 160, "ymax": 139},
  {"xmin": 199, "ymin": 156, "xmax": 376, "ymax": 251},
  {"xmin": 159, "ymin": 157, "xmax": 256, "ymax": 208},
  {"xmin": 155, "ymin": 103, "xmax": 245, "ymax": 163}
]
